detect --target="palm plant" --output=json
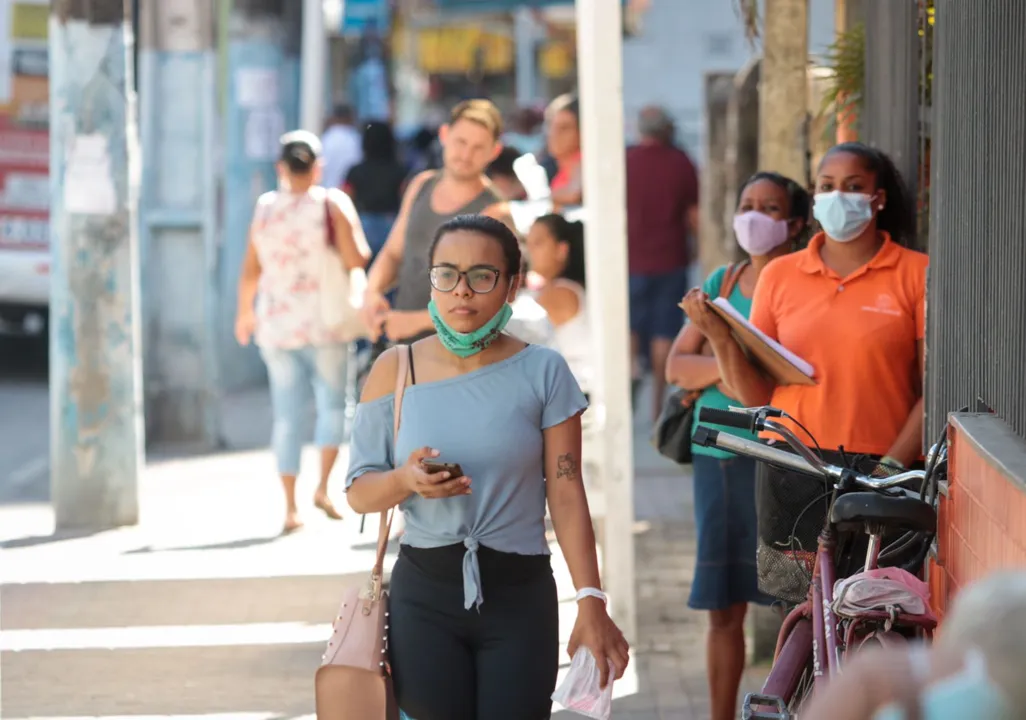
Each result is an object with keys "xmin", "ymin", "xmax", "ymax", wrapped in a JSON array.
[
  {"xmin": 732, "ymin": 0, "xmax": 761, "ymax": 44},
  {"xmin": 820, "ymin": 21, "xmax": 865, "ymax": 131}
]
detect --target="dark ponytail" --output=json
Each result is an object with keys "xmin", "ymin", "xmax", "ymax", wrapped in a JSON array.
[
  {"xmin": 534, "ymin": 213, "xmax": 586, "ymax": 288},
  {"xmin": 821, "ymin": 142, "xmax": 916, "ymax": 246}
]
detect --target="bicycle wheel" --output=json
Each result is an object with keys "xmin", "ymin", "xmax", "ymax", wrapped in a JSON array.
[
  {"xmin": 743, "ymin": 617, "xmax": 814, "ymax": 720},
  {"xmin": 787, "ymin": 657, "xmax": 816, "ymax": 718}
]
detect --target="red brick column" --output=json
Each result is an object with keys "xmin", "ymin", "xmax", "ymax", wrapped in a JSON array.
[{"xmin": 928, "ymin": 414, "xmax": 1026, "ymax": 620}]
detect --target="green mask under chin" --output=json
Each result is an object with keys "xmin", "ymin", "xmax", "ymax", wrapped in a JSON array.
[{"xmin": 428, "ymin": 299, "xmax": 513, "ymax": 358}]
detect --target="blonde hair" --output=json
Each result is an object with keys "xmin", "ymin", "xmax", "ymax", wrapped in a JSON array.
[
  {"xmin": 449, "ymin": 99, "xmax": 503, "ymax": 140},
  {"xmin": 936, "ymin": 570, "xmax": 1026, "ymax": 707}
]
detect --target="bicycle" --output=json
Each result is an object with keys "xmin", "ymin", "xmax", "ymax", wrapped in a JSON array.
[{"xmin": 694, "ymin": 406, "xmax": 946, "ymax": 720}]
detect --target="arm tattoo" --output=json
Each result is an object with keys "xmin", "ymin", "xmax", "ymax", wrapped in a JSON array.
[{"xmin": 556, "ymin": 453, "xmax": 579, "ymax": 481}]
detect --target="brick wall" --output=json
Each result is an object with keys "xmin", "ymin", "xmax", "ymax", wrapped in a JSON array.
[{"xmin": 928, "ymin": 413, "xmax": 1026, "ymax": 620}]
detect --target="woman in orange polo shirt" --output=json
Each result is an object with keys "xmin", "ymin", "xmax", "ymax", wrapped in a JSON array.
[{"xmin": 682, "ymin": 142, "xmax": 927, "ymax": 601}]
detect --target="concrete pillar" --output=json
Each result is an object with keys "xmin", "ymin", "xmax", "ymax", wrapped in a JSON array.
[
  {"xmin": 219, "ymin": 0, "xmax": 293, "ymax": 391},
  {"xmin": 300, "ymin": 0, "xmax": 327, "ymax": 132},
  {"xmin": 49, "ymin": 0, "xmax": 143, "ymax": 529},
  {"xmin": 575, "ymin": 0, "xmax": 638, "ymax": 643},
  {"xmin": 861, "ymin": 0, "xmax": 919, "ymax": 202},
  {"xmin": 759, "ymin": 0, "xmax": 809, "ymax": 181},
  {"xmin": 751, "ymin": 0, "xmax": 809, "ymax": 658},
  {"xmin": 723, "ymin": 59, "xmax": 761, "ymax": 261},
  {"xmin": 514, "ymin": 7, "xmax": 539, "ymax": 107},
  {"xmin": 137, "ymin": 0, "xmax": 222, "ymax": 448},
  {"xmin": 698, "ymin": 72, "xmax": 737, "ymax": 280}
]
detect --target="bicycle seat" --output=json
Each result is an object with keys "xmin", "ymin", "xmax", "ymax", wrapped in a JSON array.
[{"xmin": 830, "ymin": 492, "xmax": 937, "ymax": 533}]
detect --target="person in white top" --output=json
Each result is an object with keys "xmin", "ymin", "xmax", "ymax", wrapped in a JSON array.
[
  {"xmin": 235, "ymin": 130, "xmax": 371, "ymax": 534},
  {"xmin": 320, "ymin": 105, "xmax": 363, "ymax": 189},
  {"xmin": 523, "ymin": 214, "xmax": 593, "ymax": 394},
  {"xmin": 507, "ymin": 258, "xmax": 557, "ymax": 347}
]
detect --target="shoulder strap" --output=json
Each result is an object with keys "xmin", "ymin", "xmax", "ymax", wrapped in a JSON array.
[
  {"xmin": 719, "ymin": 260, "xmax": 749, "ymax": 299},
  {"xmin": 372, "ymin": 344, "xmax": 410, "ymax": 577},
  {"xmin": 324, "ymin": 189, "xmax": 335, "ymax": 248}
]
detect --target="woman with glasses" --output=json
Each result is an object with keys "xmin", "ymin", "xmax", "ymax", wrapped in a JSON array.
[{"xmin": 345, "ymin": 214, "xmax": 628, "ymax": 719}]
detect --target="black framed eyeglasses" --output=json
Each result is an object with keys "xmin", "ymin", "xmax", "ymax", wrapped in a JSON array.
[{"xmin": 429, "ymin": 265, "xmax": 502, "ymax": 294}]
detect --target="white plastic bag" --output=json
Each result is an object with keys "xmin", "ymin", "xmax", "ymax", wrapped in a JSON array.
[{"xmin": 551, "ymin": 648, "xmax": 615, "ymax": 719}]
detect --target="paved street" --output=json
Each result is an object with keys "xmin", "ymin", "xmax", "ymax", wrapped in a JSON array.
[
  {"xmin": 0, "ymin": 345, "xmax": 768, "ymax": 719},
  {"xmin": 0, "ymin": 335, "xmax": 49, "ymax": 505}
]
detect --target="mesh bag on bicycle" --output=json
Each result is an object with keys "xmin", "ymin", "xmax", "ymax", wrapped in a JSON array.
[{"xmin": 755, "ymin": 451, "xmax": 884, "ymax": 604}]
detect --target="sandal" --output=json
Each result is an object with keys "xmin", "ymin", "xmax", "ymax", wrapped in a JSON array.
[
  {"xmin": 314, "ymin": 495, "xmax": 343, "ymax": 521},
  {"xmin": 282, "ymin": 513, "xmax": 304, "ymax": 535}
]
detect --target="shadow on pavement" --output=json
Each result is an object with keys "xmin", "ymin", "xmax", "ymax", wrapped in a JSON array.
[
  {"xmin": 0, "ymin": 527, "xmax": 103, "ymax": 549},
  {"xmin": 123, "ymin": 534, "xmax": 288, "ymax": 554}
]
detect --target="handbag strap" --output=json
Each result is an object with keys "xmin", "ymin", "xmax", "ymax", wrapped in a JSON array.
[
  {"xmin": 719, "ymin": 260, "xmax": 749, "ymax": 299},
  {"xmin": 324, "ymin": 189, "xmax": 336, "ymax": 248},
  {"xmin": 372, "ymin": 344, "xmax": 410, "ymax": 577}
]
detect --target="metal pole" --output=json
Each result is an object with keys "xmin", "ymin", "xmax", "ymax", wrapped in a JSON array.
[
  {"xmin": 300, "ymin": 0, "xmax": 327, "ymax": 132},
  {"xmin": 514, "ymin": 7, "xmax": 537, "ymax": 107},
  {"xmin": 575, "ymin": 0, "xmax": 638, "ymax": 642},
  {"xmin": 49, "ymin": 0, "xmax": 144, "ymax": 530}
]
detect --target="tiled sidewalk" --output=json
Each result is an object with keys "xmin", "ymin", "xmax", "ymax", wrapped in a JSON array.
[{"xmin": 0, "ymin": 387, "xmax": 767, "ymax": 719}]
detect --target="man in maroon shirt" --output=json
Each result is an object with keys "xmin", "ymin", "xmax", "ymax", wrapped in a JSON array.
[{"xmin": 626, "ymin": 106, "xmax": 699, "ymax": 422}]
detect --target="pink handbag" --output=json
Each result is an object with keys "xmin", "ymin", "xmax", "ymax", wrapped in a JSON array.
[{"xmin": 314, "ymin": 346, "xmax": 409, "ymax": 720}]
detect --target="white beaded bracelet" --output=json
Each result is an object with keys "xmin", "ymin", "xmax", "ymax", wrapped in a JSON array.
[{"xmin": 575, "ymin": 587, "xmax": 608, "ymax": 604}]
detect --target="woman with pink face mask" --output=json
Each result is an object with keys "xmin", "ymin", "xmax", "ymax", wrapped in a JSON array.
[{"xmin": 666, "ymin": 171, "xmax": 809, "ymax": 720}]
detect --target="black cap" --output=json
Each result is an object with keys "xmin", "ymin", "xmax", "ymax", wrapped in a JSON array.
[{"xmin": 279, "ymin": 130, "xmax": 322, "ymax": 172}]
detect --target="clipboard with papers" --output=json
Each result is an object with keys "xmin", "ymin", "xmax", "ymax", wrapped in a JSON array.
[{"xmin": 698, "ymin": 297, "xmax": 817, "ymax": 387}]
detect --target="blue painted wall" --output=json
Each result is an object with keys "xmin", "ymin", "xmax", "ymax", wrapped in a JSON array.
[
  {"xmin": 218, "ymin": 19, "xmax": 304, "ymax": 391},
  {"xmin": 138, "ymin": 49, "xmax": 222, "ymax": 445}
]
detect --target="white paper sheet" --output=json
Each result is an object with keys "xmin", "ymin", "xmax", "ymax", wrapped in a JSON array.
[
  {"xmin": 64, "ymin": 134, "xmax": 117, "ymax": 215},
  {"xmin": 236, "ymin": 67, "xmax": 279, "ymax": 109},
  {"xmin": 711, "ymin": 297, "xmax": 815, "ymax": 377}
]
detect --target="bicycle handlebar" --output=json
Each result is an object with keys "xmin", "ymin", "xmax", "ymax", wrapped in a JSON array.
[
  {"xmin": 694, "ymin": 407, "xmax": 926, "ymax": 491},
  {"xmin": 696, "ymin": 407, "xmax": 753, "ymax": 430}
]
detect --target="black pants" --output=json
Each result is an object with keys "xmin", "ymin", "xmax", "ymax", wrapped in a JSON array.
[{"xmin": 388, "ymin": 543, "xmax": 559, "ymax": 720}]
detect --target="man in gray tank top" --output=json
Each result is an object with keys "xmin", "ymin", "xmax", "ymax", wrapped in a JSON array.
[{"xmin": 362, "ymin": 99, "xmax": 513, "ymax": 343}]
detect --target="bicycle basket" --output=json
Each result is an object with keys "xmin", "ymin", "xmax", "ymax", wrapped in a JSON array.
[{"xmin": 755, "ymin": 455, "xmax": 880, "ymax": 605}]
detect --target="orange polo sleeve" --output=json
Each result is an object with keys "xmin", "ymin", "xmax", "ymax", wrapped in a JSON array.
[
  {"xmin": 749, "ymin": 260, "xmax": 779, "ymax": 341},
  {"xmin": 915, "ymin": 270, "xmax": 926, "ymax": 340}
]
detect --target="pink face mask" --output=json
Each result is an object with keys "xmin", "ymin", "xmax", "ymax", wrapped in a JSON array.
[{"xmin": 733, "ymin": 211, "xmax": 790, "ymax": 256}]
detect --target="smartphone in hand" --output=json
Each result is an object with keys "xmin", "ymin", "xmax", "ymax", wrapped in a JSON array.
[{"xmin": 420, "ymin": 461, "xmax": 464, "ymax": 479}]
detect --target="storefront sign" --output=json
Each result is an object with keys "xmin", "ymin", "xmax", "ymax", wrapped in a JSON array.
[
  {"xmin": 342, "ymin": 0, "xmax": 391, "ymax": 36},
  {"xmin": 0, "ymin": 0, "xmax": 48, "ymax": 250},
  {"xmin": 416, "ymin": 25, "xmax": 514, "ymax": 75}
]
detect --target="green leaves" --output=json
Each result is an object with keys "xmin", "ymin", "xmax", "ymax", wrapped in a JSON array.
[
  {"xmin": 732, "ymin": 0, "xmax": 761, "ymax": 45},
  {"xmin": 821, "ymin": 22, "xmax": 865, "ymax": 128}
]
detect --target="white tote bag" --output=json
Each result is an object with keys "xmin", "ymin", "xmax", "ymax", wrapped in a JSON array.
[{"xmin": 321, "ymin": 189, "xmax": 370, "ymax": 341}]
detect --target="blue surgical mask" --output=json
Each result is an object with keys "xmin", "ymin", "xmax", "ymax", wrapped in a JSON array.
[
  {"xmin": 813, "ymin": 190, "xmax": 876, "ymax": 243},
  {"xmin": 873, "ymin": 650, "xmax": 1012, "ymax": 720}
]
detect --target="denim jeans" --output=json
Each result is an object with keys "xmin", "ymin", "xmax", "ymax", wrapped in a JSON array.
[
  {"xmin": 360, "ymin": 212, "xmax": 396, "ymax": 258},
  {"xmin": 356, "ymin": 212, "xmax": 397, "ymax": 356},
  {"xmin": 259, "ymin": 343, "xmax": 348, "ymax": 475}
]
